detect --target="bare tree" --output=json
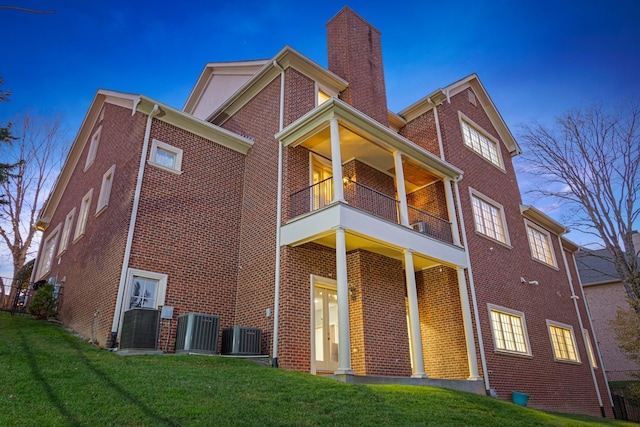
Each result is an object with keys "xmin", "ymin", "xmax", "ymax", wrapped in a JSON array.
[
  {"xmin": 0, "ymin": 113, "xmax": 67, "ymax": 294},
  {"xmin": 519, "ymin": 103, "xmax": 640, "ymax": 306}
]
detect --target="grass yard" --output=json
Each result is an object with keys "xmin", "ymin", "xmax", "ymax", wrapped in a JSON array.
[{"xmin": 0, "ymin": 312, "xmax": 633, "ymax": 426}]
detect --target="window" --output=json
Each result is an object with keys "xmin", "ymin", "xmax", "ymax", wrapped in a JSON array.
[
  {"xmin": 84, "ymin": 126, "xmax": 102, "ymax": 170},
  {"xmin": 470, "ymin": 188, "xmax": 510, "ymax": 245},
  {"xmin": 74, "ymin": 189, "xmax": 93, "ymax": 241},
  {"xmin": 58, "ymin": 208, "xmax": 76, "ymax": 256},
  {"xmin": 583, "ymin": 329, "xmax": 597, "ymax": 368},
  {"xmin": 125, "ymin": 269, "xmax": 168, "ymax": 310},
  {"xmin": 526, "ymin": 222, "xmax": 556, "ymax": 267},
  {"xmin": 96, "ymin": 165, "xmax": 116, "ymax": 215},
  {"xmin": 489, "ymin": 305, "xmax": 531, "ymax": 356},
  {"xmin": 460, "ymin": 116, "xmax": 502, "ymax": 167},
  {"xmin": 547, "ymin": 321, "xmax": 580, "ymax": 363},
  {"xmin": 316, "ymin": 83, "xmax": 334, "ymax": 106},
  {"xmin": 148, "ymin": 139, "xmax": 183, "ymax": 174},
  {"xmin": 36, "ymin": 224, "xmax": 61, "ymax": 280}
]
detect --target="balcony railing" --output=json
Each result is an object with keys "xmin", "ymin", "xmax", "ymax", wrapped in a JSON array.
[{"xmin": 289, "ymin": 179, "xmax": 453, "ymax": 244}]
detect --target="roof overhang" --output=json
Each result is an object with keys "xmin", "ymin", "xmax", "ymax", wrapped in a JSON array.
[
  {"xmin": 275, "ymin": 97, "xmax": 463, "ymax": 180},
  {"xmin": 208, "ymin": 46, "xmax": 348, "ymax": 126},
  {"xmin": 520, "ymin": 205, "xmax": 568, "ymax": 235},
  {"xmin": 398, "ymin": 74, "xmax": 522, "ymax": 157},
  {"xmin": 36, "ymin": 89, "xmax": 253, "ymax": 231}
]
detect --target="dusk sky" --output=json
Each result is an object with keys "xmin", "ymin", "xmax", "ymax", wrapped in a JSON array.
[{"xmin": 1, "ymin": 1, "xmax": 639, "ymax": 278}]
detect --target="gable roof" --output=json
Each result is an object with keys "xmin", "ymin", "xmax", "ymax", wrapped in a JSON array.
[
  {"xmin": 576, "ymin": 248, "xmax": 620, "ymax": 286},
  {"xmin": 36, "ymin": 89, "xmax": 253, "ymax": 231},
  {"xmin": 398, "ymin": 74, "xmax": 522, "ymax": 156}
]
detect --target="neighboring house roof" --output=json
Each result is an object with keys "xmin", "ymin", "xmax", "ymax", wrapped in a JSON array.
[
  {"xmin": 36, "ymin": 89, "xmax": 254, "ymax": 231},
  {"xmin": 398, "ymin": 73, "xmax": 522, "ymax": 157},
  {"xmin": 576, "ymin": 248, "xmax": 620, "ymax": 286}
]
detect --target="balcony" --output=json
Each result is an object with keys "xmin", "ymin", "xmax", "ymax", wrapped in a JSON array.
[{"xmin": 290, "ymin": 178, "xmax": 453, "ymax": 245}]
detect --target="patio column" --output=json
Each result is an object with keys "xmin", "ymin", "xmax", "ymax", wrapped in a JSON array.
[
  {"xmin": 456, "ymin": 267, "xmax": 481, "ymax": 380},
  {"xmin": 334, "ymin": 226, "xmax": 353, "ymax": 375},
  {"xmin": 393, "ymin": 151, "xmax": 410, "ymax": 227},
  {"xmin": 444, "ymin": 178, "xmax": 461, "ymax": 246},
  {"xmin": 404, "ymin": 249, "xmax": 427, "ymax": 378},
  {"xmin": 329, "ymin": 118, "xmax": 345, "ymax": 203}
]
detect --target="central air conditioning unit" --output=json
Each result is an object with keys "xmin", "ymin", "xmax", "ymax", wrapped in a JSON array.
[
  {"xmin": 411, "ymin": 221, "xmax": 428, "ymax": 234},
  {"xmin": 221, "ymin": 326, "xmax": 262, "ymax": 355},
  {"xmin": 175, "ymin": 313, "xmax": 220, "ymax": 354},
  {"xmin": 120, "ymin": 308, "xmax": 160, "ymax": 350}
]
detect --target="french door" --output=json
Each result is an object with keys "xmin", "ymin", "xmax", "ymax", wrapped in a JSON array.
[{"xmin": 314, "ymin": 286, "xmax": 339, "ymax": 371}]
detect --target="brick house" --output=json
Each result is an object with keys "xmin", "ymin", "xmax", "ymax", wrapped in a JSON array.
[
  {"xmin": 577, "ymin": 232, "xmax": 640, "ymax": 382},
  {"xmin": 33, "ymin": 7, "xmax": 613, "ymax": 416}
]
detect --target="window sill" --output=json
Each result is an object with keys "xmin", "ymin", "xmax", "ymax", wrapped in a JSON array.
[
  {"xmin": 95, "ymin": 205, "xmax": 108, "ymax": 217},
  {"xmin": 72, "ymin": 234, "xmax": 85, "ymax": 244},
  {"xmin": 530, "ymin": 256, "xmax": 559, "ymax": 270},
  {"xmin": 552, "ymin": 358, "xmax": 582, "ymax": 366},
  {"xmin": 474, "ymin": 231, "xmax": 512, "ymax": 249},
  {"xmin": 494, "ymin": 349, "xmax": 533, "ymax": 359},
  {"xmin": 147, "ymin": 160, "xmax": 183, "ymax": 175}
]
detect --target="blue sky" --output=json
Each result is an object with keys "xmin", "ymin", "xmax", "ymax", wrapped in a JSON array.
[{"xmin": 1, "ymin": 1, "xmax": 639, "ymax": 277}]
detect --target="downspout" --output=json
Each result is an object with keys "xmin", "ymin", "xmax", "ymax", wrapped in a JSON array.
[
  {"xmin": 454, "ymin": 177, "xmax": 490, "ymax": 392},
  {"xmin": 109, "ymin": 103, "xmax": 161, "ymax": 348},
  {"xmin": 271, "ymin": 60, "xmax": 285, "ymax": 367},
  {"xmin": 559, "ymin": 239, "xmax": 610, "ymax": 417}
]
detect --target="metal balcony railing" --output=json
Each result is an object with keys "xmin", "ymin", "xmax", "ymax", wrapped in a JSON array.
[{"xmin": 289, "ymin": 179, "xmax": 454, "ymax": 244}]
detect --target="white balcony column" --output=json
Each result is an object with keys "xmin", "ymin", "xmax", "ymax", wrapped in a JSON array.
[
  {"xmin": 334, "ymin": 226, "xmax": 354, "ymax": 375},
  {"xmin": 404, "ymin": 249, "xmax": 427, "ymax": 378},
  {"xmin": 393, "ymin": 151, "xmax": 410, "ymax": 227},
  {"xmin": 456, "ymin": 267, "xmax": 481, "ymax": 380},
  {"xmin": 329, "ymin": 118, "xmax": 345, "ymax": 203},
  {"xmin": 444, "ymin": 178, "xmax": 461, "ymax": 246}
]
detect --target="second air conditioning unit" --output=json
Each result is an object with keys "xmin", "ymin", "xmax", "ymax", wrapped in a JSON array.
[
  {"xmin": 221, "ymin": 326, "xmax": 262, "ymax": 355},
  {"xmin": 175, "ymin": 313, "xmax": 220, "ymax": 354}
]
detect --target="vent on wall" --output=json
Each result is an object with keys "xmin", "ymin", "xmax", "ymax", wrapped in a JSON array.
[
  {"xmin": 175, "ymin": 313, "xmax": 220, "ymax": 354},
  {"xmin": 120, "ymin": 308, "xmax": 160, "ymax": 350},
  {"xmin": 221, "ymin": 326, "xmax": 262, "ymax": 355}
]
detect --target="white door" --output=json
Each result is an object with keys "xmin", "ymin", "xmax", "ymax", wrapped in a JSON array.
[
  {"xmin": 314, "ymin": 286, "xmax": 339, "ymax": 371},
  {"xmin": 312, "ymin": 157, "xmax": 333, "ymax": 210}
]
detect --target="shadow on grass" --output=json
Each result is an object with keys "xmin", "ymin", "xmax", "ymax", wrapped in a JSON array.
[
  {"xmin": 18, "ymin": 333, "xmax": 82, "ymax": 426},
  {"xmin": 58, "ymin": 330, "xmax": 179, "ymax": 427}
]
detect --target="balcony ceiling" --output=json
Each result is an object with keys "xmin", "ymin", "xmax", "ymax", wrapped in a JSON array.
[{"xmin": 302, "ymin": 125, "xmax": 439, "ymax": 192}]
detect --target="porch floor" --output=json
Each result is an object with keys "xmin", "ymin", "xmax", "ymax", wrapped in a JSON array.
[{"xmin": 323, "ymin": 373, "xmax": 486, "ymax": 395}]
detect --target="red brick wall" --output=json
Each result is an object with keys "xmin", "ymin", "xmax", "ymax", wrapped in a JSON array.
[
  {"xmin": 327, "ymin": 7, "xmax": 388, "ymax": 126},
  {"xmin": 37, "ymin": 102, "xmax": 146, "ymax": 346},
  {"xmin": 399, "ymin": 108, "xmax": 441, "ymax": 157},
  {"xmin": 129, "ymin": 118, "xmax": 246, "ymax": 352},
  {"xmin": 429, "ymin": 87, "xmax": 610, "ymax": 415},
  {"xmin": 417, "ymin": 266, "xmax": 469, "ymax": 379},
  {"xmin": 407, "ymin": 181, "xmax": 448, "ymax": 219}
]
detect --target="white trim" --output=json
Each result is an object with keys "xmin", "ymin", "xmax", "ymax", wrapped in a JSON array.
[
  {"xmin": 458, "ymin": 112, "xmax": 504, "ymax": 170},
  {"xmin": 469, "ymin": 187, "xmax": 511, "ymax": 247},
  {"xmin": 546, "ymin": 319, "xmax": 581, "ymax": 364},
  {"xmin": 73, "ymin": 188, "xmax": 94, "ymax": 241},
  {"xmin": 36, "ymin": 223, "xmax": 62, "ymax": 280},
  {"xmin": 96, "ymin": 164, "xmax": 116, "ymax": 215},
  {"xmin": 488, "ymin": 303, "xmax": 532, "ymax": 357},
  {"xmin": 58, "ymin": 207, "xmax": 76, "ymax": 256},
  {"xmin": 148, "ymin": 139, "xmax": 184, "ymax": 174},
  {"xmin": 524, "ymin": 219, "xmax": 558, "ymax": 268},
  {"xmin": 123, "ymin": 268, "xmax": 168, "ymax": 311},
  {"xmin": 84, "ymin": 126, "xmax": 102, "ymax": 171}
]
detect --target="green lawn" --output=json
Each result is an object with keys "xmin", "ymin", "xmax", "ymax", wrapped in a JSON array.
[{"xmin": 0, "ymin": 312, "xmax": 633, "ymax": 426}]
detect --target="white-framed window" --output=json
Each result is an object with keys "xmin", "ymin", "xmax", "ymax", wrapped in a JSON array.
[
  {"xmin": 96, "ymin": 165, "xmax": 116, "ymax": 215},
  {"xmin": 58, "ymin": 208, "xmax": 76, "ymax": 256},
  {"xmin": 470, "ymin": 188, "xmax": 510, "ymax": 245},
  {"xmin": 547, "ymin": 320, "xmax": 580, "ymax": 363},
  {"xmin": 316, "ymin": 83, "xmax": 335, "ymax": 106},
  {"xmin": 525, "ymin": 221, "xmax": 557, "ymax": 267},
  {"xmin": 459, "ymin": 113, "xmax": 502, "ymax": 168},
  {"xmin": 488, "ymin": 304, "xmax": 531, "ymax": 356},
  {"xmin": 84, "ymin": 126, "xmax": 102, "ymax": 170},
  {"xmin": 125, "ymin": 268, "xmax": 168, "ymax": 310},
  {"xmin": 74, "ymin": 189, "xmax": 93, "ymax": 241},
  {"xmin": 583, "ymin": 328, "xmax": 597, "ymax": 368},
  {"xmin": 36, "ymin": 224, "xmax": 61, "ymax": 280},
  {"xmin": 148, "ymin": 139, "xmax": 183, "ymax": 174}
]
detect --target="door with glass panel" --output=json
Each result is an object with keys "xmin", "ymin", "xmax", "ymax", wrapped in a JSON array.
[
  {"xmin": 312, "ymin": 158, "xmax": 333, "ymax": 210},
  {"xmin": 314, "ymin": 286, "xmax": 339, "ymax": 371}
]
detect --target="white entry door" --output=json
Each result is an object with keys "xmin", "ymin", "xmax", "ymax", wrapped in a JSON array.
[{"xmin": 314, "ymin": 286, "xmax": 339, "ymax": 371}]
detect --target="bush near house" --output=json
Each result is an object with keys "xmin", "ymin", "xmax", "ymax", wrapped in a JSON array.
[{"xmin": 28, "ymin": 283, "xmax": 57, "ymax": 320}]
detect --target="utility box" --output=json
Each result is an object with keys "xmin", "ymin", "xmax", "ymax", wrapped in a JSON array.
[
  {"xmin": 120, "ymin": 308, "xmax": 160, "ymax": 350},
  {"xmin": 175, "ymin": 313, "xmax": 220, "ymax": 354},
  {"xmin": 221, "ymin": 326, "xmax": 262, "ymax": 355}
]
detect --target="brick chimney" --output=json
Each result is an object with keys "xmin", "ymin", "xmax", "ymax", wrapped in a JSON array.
[{"xmin": 327, "ymin": 7, "xmax": 389, "ymax": 126}]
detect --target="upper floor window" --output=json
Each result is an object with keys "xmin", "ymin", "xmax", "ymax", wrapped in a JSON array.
[
  {"xmin": 460, "ymin": 115, "xmax": 502, "ymax": 168},
  {"xmin": 149, "ymin": 139, "xmax": 183, "ymax": 174},
  {"xmin": 74, "ymin": 189, "xmax": 93, "ymax": 241},
  {"xmin": 58, "ymin": 208, "xmax": 76, "ymax": 256},
  {"xmin": 547, "ymin": 320, "xmax": 580, "ymax": 363},
  {"xmin": 470, "ymin": 188, "xmax": 510, "ymax": 245},
  {"xmin": 84, "ymin": 126, "xmax": 102, "ymax": 170},
  {"xmin": 96, "ymin": 165, "xmax": 116, "ymax": 215},
  {"xmin": 37, "ymin": 224, "xmax": 61, "ymax": 280},
  {"xmin": 526, "ymin": 221, "xmax": 557, "ymax": 267},
  {"xmin": 489, "ymin": 304, "xmax": 531, "ymax": 356}
]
